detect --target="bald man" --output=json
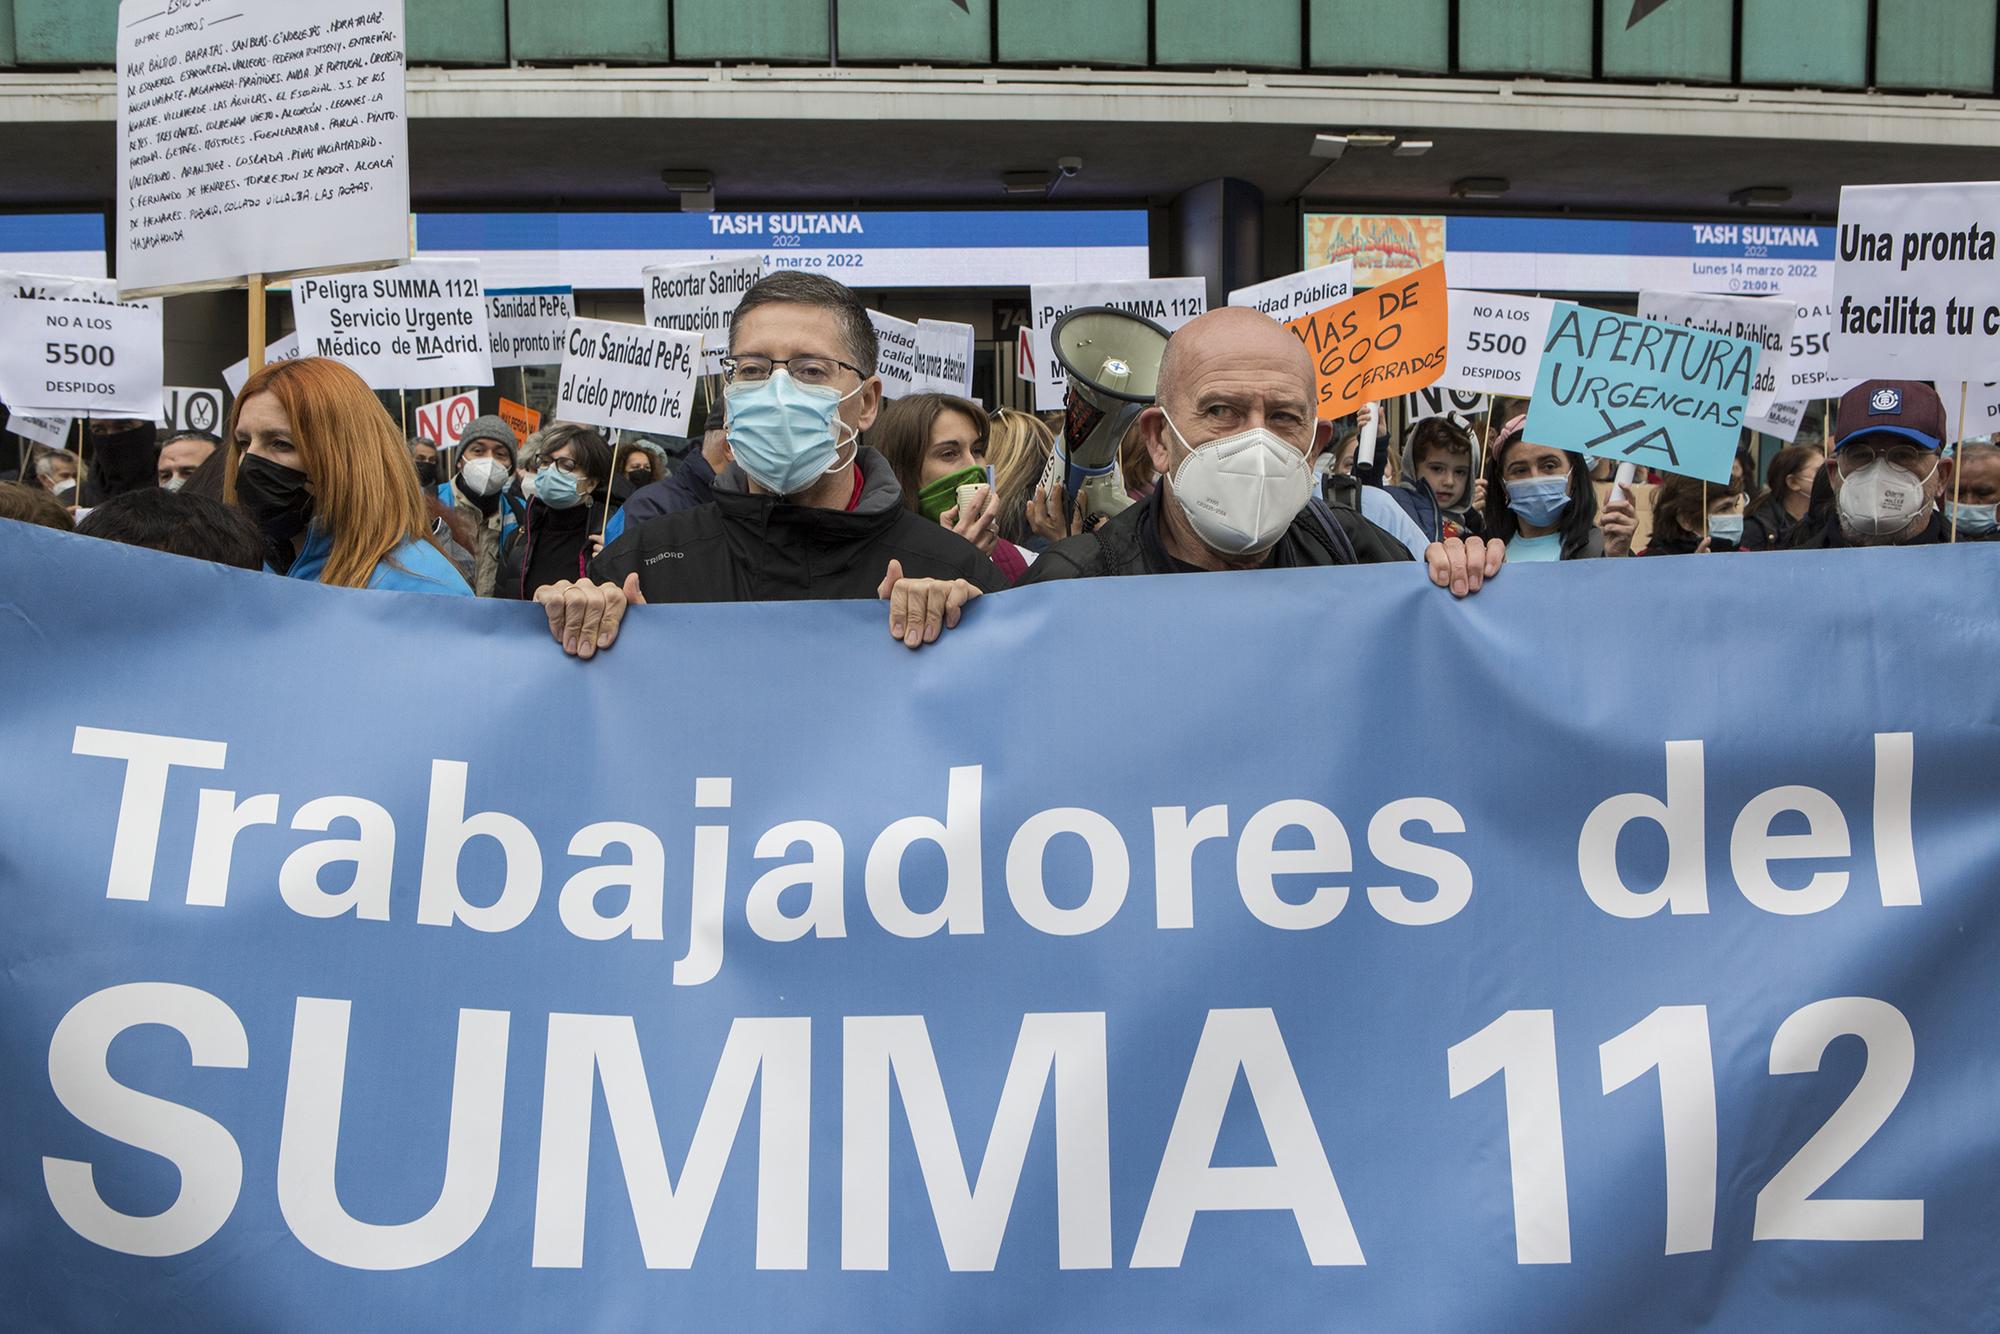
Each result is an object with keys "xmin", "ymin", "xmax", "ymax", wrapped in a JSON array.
[{"xmin": 876, "ymin": 307, "xmax": 1505, "ymax": 648}]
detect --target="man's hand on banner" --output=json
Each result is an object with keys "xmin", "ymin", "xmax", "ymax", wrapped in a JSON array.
[
  {"xmin": 535, "ymin": 574, "xmax": 644, "ymax": 658},
  {"xmin": 1425, "ymin": 535, "xmax": 1505, "ymax": 598},
  {"xmin": 878, "ymin": 560, "xmax": 982, "ymax": 649}
]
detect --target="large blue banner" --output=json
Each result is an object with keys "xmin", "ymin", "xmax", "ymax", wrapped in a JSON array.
[{"xmin": 2, "ymin": 522, "xmax": 1997, "ymax": 1332}]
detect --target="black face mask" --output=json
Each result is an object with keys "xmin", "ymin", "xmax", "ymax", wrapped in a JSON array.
[
  {"xmin": 413, "ymin": 460, "xmax": 439, "ymax": 487},
  {"xmin": 236, "ymin": 453, "xmax": 315, "ymax": 547},
  {"xmin": 626, "ymin": 468, "xmax": 655, "ymax": 487}
]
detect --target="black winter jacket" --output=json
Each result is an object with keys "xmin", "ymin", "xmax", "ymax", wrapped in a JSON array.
[{"xmin": 590, "ymin": 447, "xmax": 1003, "ymax": 602}]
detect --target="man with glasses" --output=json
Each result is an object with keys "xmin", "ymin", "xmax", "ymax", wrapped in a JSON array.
[
  {"xmin": 1787, "ymin": 380, "xmax": 1957, "ymax": 549},
  {"xmin": 536, "ymin": 272, "xmax": 1002, "ymax": 657}
]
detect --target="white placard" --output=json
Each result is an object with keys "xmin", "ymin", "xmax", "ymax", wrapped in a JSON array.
[
  {"xmin": 1830, "ymin": 182, "xmax": 2000, "ymax": 381},
  {"xmin": 1438, "ymin": 290, "xmax": 1556, "ymax": 396},
  {"xmin": 1778, "ymin": 290, "xmax": 1859, "ymax": 402},
  {"xmin": 1638, "ymin": 289, "xmax": 1796, "ymax": 416},
  {"xmin": 1944, "ymin": 381, "xmax": 2000, "ymax": 445},
  {"xmin": 1228, "ymin": 261, "xmax": 1354, "ymax": 320},
  {"xmin": 642, "ymin": 257, "xmax": 761, "ymax": 375},
  {"xmin": 292, "ymin": 259, "xmax": 493, "ymax": 390},
  {"xmin": 1746, "ymin": 399, "xmax": 1806, "ymax": 444},
  {"xmin": 223, "ymin": 333, "xmax": 303, "ymax": 398},
  {"xmin": 8, "ymin": 412, "xmax": 73, "ymax": 449},
  {"xmin": 116, "ymin": 0, "xmax": 412, "ymax": 298},
  {"xmin": 869, "ymin": 311, "xmax": 920, "ymax": 400},
  {"xmin": 555, "ymin": 318, "xmax": 700, "ymax": 437},
  {"xmin": 487, "ymin": 288, "xmax": 575, "ymax": 369},
  {"xmin": 914, "ymin": 319, "xmax": 976, "ymax": 397},
  {"xmin": 1028, "ymin": 278, "xmax": 1206, "ymax": 411},
  {"xmin": 0, "ymin": 273, "xmax": 164, "ymax": 419},
  {"xmin": 159, "ymin": 386, "xmax": 225, "ymax": 435},
  {"xmin": 1401, "ymin": 386, "xmax": 1489, "ymax": 427},
  {"xmin": 413, "ymin": 391, "xmax": 478, "ymax": 447}
]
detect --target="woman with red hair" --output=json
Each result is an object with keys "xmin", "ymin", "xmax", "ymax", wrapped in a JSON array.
[{"xmin": 226, "ymin": 357, "xmax": 471, "ymax": 594}]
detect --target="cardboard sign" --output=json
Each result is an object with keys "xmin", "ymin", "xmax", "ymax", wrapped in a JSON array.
[
  {"xmin": 1778, "ymin": 291, "xmax": 1859, "ymax": 403},
  {"xmin": 1286, "ymin": 262, "xmax": 1449, "ymax": 419},
  {"xmin": 1830, "ymin": 181, "xmax": 2000, "ymax": 380},
  {"xmin": 1027, "ymin": 278, "xmax": 1206, "ymax": 411},
  {"xmin": 497, "ymin": 398, "xmax": 542, "ymax": 445},
  {"xmin": 643, "ymin": 257, "xmax": 761, "ymax": 375},
  {"xmin": 7, "ymin": 411, "xmax": 72, "ymax": 449},
  {"xmin": 869, "ymin": 311, "xmax": 921, "ymax": 400},
  {"xmin": 1438, "ymin": 290, "xmax": 1555, "ymax": 397},
  {"xmin": 292, "ymin": 260, "xmax": 494, "ymax": 391},
  {"xmin": 223, "ymin": 333, "xmax": 303, "ymax": 398},
  {"xmin": 115, "ymin": 0, "xmax": 411, "ymax": 298},
  {"xmin": 1228, "ymin": 261, "xmax": 1355, "ymax": 321},
  {"xmin": 1638, "ymin": 290, "xmax": 1795, "ymax": 416},
  {"xmin": 913, "ymin": 319, "xmax": 976, "ymax": 397},
  {"xmin": 0, "ymin": 273, "xmax": 164, "ymax": 419},
  {"xmin": 412, "ymin": 392, "xmax": 478, "ymax": 448},
  {"xmin": 158, "ymin": 386, "xmax": 224, "ymax": 436},
  {"xmin": 1526, "ymin": 302, "xmax": 1757, "ymax": 485},
  {"xmin": 555, "ymin": 318, "xmax": 699, "ymax": 437},
  {"xmin": 1402, "ymin": 386, "xmax": 1489, "ymax": 427},
  {"xmin": 487, "ymin": 287, "xmax": 575, "ymax": 370}
]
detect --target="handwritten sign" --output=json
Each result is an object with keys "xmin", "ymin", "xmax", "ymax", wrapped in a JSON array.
[
  {"xmin": 115, "ymin": 0, "xmax": 411, "ymax": 298},
  {"xmin": 1526, "ymin": 302, "xmax": 1757, "ymax": 485},
  {"xmin": 913, "ymin": 319, "xmax": 976, "ymax": 397},
  {"xmin": 497, "ymin": 398, "xmax": 541, "ymax": 445},
  {"xmin": 1286, "ymin": 262, "xmax": 1448, "ymax": 419},
  {"xmin": 555, "ymin": 318, "xmax": 699, "ymax": 437},
  {"xmin": 643, "ymin": 257, "xmax": 760, "ymax": 375},
  {"xmin": 1638, "ymin": 290, "xmax": 1795, "ymax": 417},
  {"xmin": 487, "ymin": 287, "xmax": 574, "ymax": 369},
  {"xmin": 869, "ymin": 311, "xmax": 921, "ymax": 400}
]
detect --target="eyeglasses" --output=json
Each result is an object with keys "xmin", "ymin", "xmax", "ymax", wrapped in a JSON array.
[
  {"xmin": 540, "ymin": 456, "xmax": 582, "ymax": 476},
  {"xmin": 1837, "ymin": 441, "xmax": 1932, "ymax": 476},
  {"xmin": 720, "ymin": 354, "xmax": 864, "ymax": 386}
]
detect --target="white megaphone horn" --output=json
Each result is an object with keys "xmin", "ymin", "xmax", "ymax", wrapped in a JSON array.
[{"xmin": 1043, "ymin": 306, "xmax": 1170, "ymax": 523}]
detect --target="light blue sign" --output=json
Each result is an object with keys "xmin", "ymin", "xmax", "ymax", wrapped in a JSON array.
[
  {"xmin": 1526, "ymin": 301, "xmax": 1758, "ymax": 484},
  {"xmin": 2, "ymin": 522, "xmax": 1997, "ymax": 1331}
]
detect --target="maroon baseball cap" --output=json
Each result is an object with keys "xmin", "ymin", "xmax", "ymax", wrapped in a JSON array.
[{"xmin": 1833, "ymin": 380, "xmax": 1944, "ymax": 453}]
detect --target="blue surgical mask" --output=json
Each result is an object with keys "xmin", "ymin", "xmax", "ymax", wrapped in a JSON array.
[
  {"xmin": 1947, "ymin": 500, "xmax": 1998, "ymax": 536},
  {"xmin": 724, "ymin": 370, "xmax": 861, "ymax": 496},
  {"xmin": 1707, "ymin": 513, "xmax": 1745, "ymax": 544},
  {"xmin": 1505, "ymin": 476, "xmax": 1572, "ymax": 528},
  {"xmin": 534, "ymin": 466, "xmax": 585, "ymax": 509}
]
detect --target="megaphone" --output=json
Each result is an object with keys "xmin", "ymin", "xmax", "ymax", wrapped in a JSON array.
[{"xmin": 1041, "ymin": 306, "xmax": 1170, "ymax": 524}]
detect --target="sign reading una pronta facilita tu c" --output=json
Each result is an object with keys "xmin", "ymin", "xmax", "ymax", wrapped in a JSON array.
[
  {"xmin": 555, "ymin": 318, "xmax": 700, "ymax": 437},
  {"xmin": 115, "ymin": 0, "xmax": 412, "ymax": 298},
  {"xmin": 292, "ymin": 260, "xmax": 494, "ymax": 391},
  {"xmin": 0, "ymin": 273, "xmax": 163, "ymax": 420},
  {"xmin": 1830, "ymin": 181, "xmax": 2000, "ymax": 381}
]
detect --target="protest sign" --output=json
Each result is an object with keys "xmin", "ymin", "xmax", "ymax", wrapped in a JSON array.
[
  {"xmin": 1401, "ymin": 386, "xmax": 1489, "ymax": 427},
  {"xmin": 1638, "ymin": 290, "xmax": 1795, "ymax": 417},
  {"xmin": 497, "ymin": 398, "xmax": 542, "ymax": 445},
  {"xmin": 224, "ymin": 333, "xmax": 302, "ymax": 398},
  {"xmin": 4, "ymin": 523, "xmax": 1999, "ymax": 1332},
  {"xmin": 115, "ymin": 0, "xmax": 411, "ymax": 298},
  {"xmin": 914, "ymin": 319, "xmax": 976, "ymax": 397},
  {"xmin": 293, "ymin": 260, "xmax": 494, "ymax": 391},
  {"xmin": 555, "ymin": 318, "xmax": 699, "ymax": 437},
  {"xmin": 1527, "ymin": 302, "xmax": 1757, "ymax": 485},
  {"xmin": 159, "ymin": 386, "xmax": 225, "ymax": 436},
  {"xmin": 869, "ymin": 311, "xmax": 921, "ymax": 399},
  {"xmin": 1943, "ymin": 381, "xmax": 2000, "ymax": 444},
  {"xmin": 643, "ymin": 258, "xmax": 761, "ymax": 375},
  {"xmin": 413, "ymin": 392, "xmax": 478, "ymax": 448},
  {"xmin": 1746, "ymin": 398, "xmax": 1806, "ymax": 444},
  {"xmin": 1286, "ymin": 262, "xmax": 1449, "ymax": 419},
  {"xmin": 487, "ymin": 287, "xmax": 576, "ymax": 370},
  {"xmin": 1227, "ymin": 260, "xmax": 1355, "ymax": 321},
  {"xmin": 1028, "ymin": 278, "xmax": 1206, "ymax": 411},
  {"xmin": 7, "ymin": 411, "xmax": 73, "ymax": 449},
  {"xmin": 1778, "ymin": 290, "xmax": 1857, "ymax": 402},
  {"xmin": 1830, "ymin": 181, "xmax": 2000, "ymax": 380},
  {"xmin": 0, "ymin": 274, "xmax": 164, "ymax": 419},
  {"xmin": 1438, "ymin": 290, "xmax": 1555, "ymax": 397}
]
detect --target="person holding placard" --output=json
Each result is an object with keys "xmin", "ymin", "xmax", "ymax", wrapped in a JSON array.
[
  {"xmin": 226, "ymin": 359, "xmax": 471, "ymax": 596},
  {"xmin": 533, "ymin": 273, "xmax": 1001, "ymax": 658},
  {"xmin": 1477, "ymin": 416, "xmax": 1620, "ymax": 561},
  {"xmin": 498, "ymin": 424, "xmax": 614, "ymax": 602},
  {"xmin": 1740, "ymin": 445, "xmax": 1824, "ymax": 552},
  {"xmin": 1784, "ymin": 381, "xmax": 1955, "ymax": 550}
]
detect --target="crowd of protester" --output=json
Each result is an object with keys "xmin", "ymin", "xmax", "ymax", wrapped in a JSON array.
[{"xmin": 2, "ymin": 271, "xmax": 1990, "ymax": 656}]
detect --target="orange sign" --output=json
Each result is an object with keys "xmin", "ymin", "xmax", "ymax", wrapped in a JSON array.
[
  {"xmin": 497, "ymin": 398, "xmax": 541, "ymax": 445},
  {"xmin": 1286, "ymin": 262, "xmax": 1449, "ymax": 419}
]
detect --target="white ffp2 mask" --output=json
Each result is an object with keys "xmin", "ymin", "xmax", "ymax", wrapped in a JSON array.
[
  {"xmin": 1165, "ymin": 414, "xmax": 1314, "ymax": 556},
  {"xmin": 1837, "ymin": 456, "xmax": 1936, "ymax": 538}
]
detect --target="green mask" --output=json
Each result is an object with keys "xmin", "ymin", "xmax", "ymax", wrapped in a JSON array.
[{"xmin": 917, "ymin": 465, "xmax": 988, "ymax": 523}]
